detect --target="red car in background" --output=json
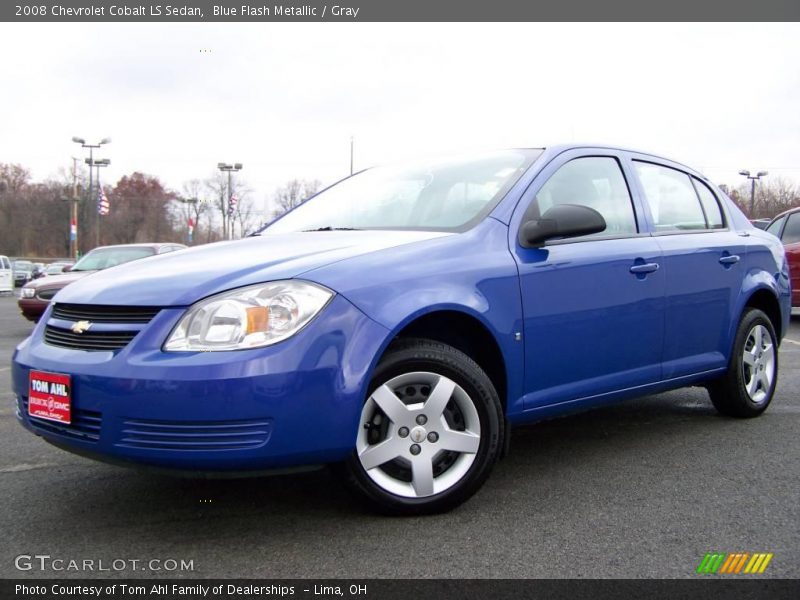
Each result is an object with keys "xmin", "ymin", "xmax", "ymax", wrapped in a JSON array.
[
  {"xmin": 18, "ymin": 243, "xmax": 186, "ymax": 321},
  {"xmin": 766, "ymin": 207, "xmax": 800, "ymax": 307}
]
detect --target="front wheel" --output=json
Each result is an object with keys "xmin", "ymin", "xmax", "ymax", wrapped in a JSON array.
[
  {"xmin": 707, "ymin": 308, "xmax": 778, "ymax": 418},
  {"xmin": 340, "ymin": 338, "xmax": 503, "ymax": 514}
]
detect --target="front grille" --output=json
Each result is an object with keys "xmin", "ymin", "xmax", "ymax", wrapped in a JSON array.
[
  {"xmin": 52, "ymin": 303, "xmax": 161, "ymax": 323},
  {"xmin": 45, "ymin": 303, "xmax": 162, "ymax": 352},
  {"xmin": 21, "ymin": 397, "xmax": 102, "ymax": 443},
  {"xmin": 37, "ymin": 289, "xmax": 57, "ymax": 300},
  {"xmin": 44, "ymin": 325, "xmax": 138, "ymax": 351},
  {"xmin": 116, "ymin": 418, "xmax": 272, "ymax": 451}
]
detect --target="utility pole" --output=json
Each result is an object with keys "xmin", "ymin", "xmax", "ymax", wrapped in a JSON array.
[{"xmin": 739, "ymin": 170, "xmax": 768, "ymax": 217}]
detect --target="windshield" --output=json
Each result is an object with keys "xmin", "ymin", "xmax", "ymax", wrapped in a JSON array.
[
  {"xmin": 264, "ymin": 150, "xmax": 540, "ymax": 234},
  {"xmin": 13, "ymin": 261, "xmax": 33, "ymax": 271},
  {"xmin": 72, "ymin": 247, "xmax": 156, "ymax": 271}
]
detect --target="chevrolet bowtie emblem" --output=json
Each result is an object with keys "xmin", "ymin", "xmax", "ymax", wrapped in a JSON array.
[{"xmin": 71, "ymin": 320, "xmax": 92, "ymax": 334}]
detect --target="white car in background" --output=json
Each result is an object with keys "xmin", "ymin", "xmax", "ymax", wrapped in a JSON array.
[{"xmin": 0, "ymin": 255, "xmax": 13, "ymax": 294}]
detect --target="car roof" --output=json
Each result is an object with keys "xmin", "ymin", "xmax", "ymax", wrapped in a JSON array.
[
  {"xmin": 769, "ymin": 206, "xmax": 800, "ymax": 223},
  {"xmin": 541, "ymin": 143, "xmax": 707, "ymax": 179}
]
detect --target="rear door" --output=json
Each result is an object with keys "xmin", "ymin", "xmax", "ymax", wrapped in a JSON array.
[
  {"xmin": 0, "ymin": 256, "xmax": 12, "ymax": 292},
  {"xmin": 631, "ymin": 159, "xmax": 747, "ymax": 379},
  {"xmin": 511, "ymin": 150, "xmax": 665, "ymax": 408}
]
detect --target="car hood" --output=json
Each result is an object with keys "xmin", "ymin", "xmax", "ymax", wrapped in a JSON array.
[
  {"xmin": 25, "ymin": 271, "xmax": 93, "ymax": 290},
  {"xmin": 54, "ymin": 230, "xmax": 451, "ymax": 307}
]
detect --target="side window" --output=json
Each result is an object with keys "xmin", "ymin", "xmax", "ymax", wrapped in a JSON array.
[
  {"xmin": 765, "ymin": 216, "xmax": 786, "ymax": 238},
  {"xmin": 692, "ymin": 178, "xmax": 724, "ymax": 229},
  {"xmin": 634, "ymin": 162, "xmax": 706, "ymax": 231},
  {"xmin": 1, "ymin": 257, "xmax": 9, "ymax": 269},
  {"xmin": 533, "ymin": 156, "xmax": 637, "ymax": 236},
  {"xmin": 782, "ymin": 213, "xmax": 800, "ymax": 245}
]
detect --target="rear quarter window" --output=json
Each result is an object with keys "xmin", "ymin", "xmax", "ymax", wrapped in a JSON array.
[{"xmin": 692, "ymin": 178, "xmax": 725, "ymax": 229}]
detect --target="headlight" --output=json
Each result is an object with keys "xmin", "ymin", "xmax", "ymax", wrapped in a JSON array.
[
  {"xmin": 21, "ymin": 288, "xmax": 35, "ymax": 298},
  {"xmin": 163, "ymin": 281, "xmax": 334, "ymax": 352}
]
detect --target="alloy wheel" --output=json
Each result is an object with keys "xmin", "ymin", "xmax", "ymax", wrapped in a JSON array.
[
  {"xmin": 741, "ymin": 324, "xmax": 775, "ymax": 404},
  {"xmin": 356, "ymin": 371, "xmax": 481, "ymax": 498}
]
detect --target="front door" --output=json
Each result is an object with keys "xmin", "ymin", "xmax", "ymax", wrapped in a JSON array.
[{"xmin": 512, "ymin": 152, "xmax": 665, "ymax": 409}]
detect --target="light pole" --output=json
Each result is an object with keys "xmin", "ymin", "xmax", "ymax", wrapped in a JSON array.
[
  {"xmin": 72, "ymin": 136, "xmax": 111, "ymax": 250},
  {"xmin": 86, "ymin": 158, "xmax": 110, "ymax": 246},
  {"xmin": 217, "ymin": 162, "xmax": 242, "ymax": 240},
  {"xmin": 738, "ymin": 169, "xmax": 768, "ymax": 217}
]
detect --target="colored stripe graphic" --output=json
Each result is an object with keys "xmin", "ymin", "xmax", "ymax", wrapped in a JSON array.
[
  {"xmin": 697, "ymin": 553, "xmax": 726, "ymax": 574},
  {"xmin": 698, "ymin": 552, "xmax": 773, "ymax": 574}
]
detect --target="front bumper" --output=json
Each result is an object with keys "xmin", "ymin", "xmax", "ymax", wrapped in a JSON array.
[
  {"xmin": 18, "ymin": 297, "xmax": 47, "ymax": 321},
  {"xmin": 12, "ymin": 295, "xmax": 389, "ymax": 472}
]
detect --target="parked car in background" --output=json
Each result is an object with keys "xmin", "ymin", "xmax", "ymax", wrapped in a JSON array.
[
  {"xmin": 41, "ymin": 262, "xmax": 75, "ymax": 276},
  {"xmin": 766, "ymin": 207, "xmax": 800, "ymax": 307},
  {"xmin": 31, "ymin": 262, "xmax": 46, "ymax": 279},
  {"xmin": 18, "ymin": 243, "xmax": 186, "ymax": 322},
  {"xmin": 12, "ymin": 260, "xmax": 35, "ymax": 287},
  {"xmin": 11, "ymin": 146, "xmax": 791, "ymax": 514},
  {"xmin": 0, "ymin": 255, "xmax": 12, "ymax": 294}
]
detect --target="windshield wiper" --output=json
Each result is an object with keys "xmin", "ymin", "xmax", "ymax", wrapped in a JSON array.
[{"xmin": 302, "ymin": 227, "xmax": 361, "ymax": 232}]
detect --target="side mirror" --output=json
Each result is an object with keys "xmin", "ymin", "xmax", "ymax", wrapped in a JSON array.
[
  {"xmin": 61, "ymin": 265, "xmax": 72, "ymax": 272},
  {"xmin": 520, "ymin": 204, "xmax": 606, "ymax": 248}
]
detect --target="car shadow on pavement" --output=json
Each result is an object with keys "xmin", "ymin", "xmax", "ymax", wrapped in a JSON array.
[{"xmin": 44, "ymin": 385, "xmax": 735, "ymax": 524}]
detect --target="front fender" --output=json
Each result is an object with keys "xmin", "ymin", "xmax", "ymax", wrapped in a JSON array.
[{"xmin": 302, "ymin": 218, "xmax": 525, "ymax": 414}]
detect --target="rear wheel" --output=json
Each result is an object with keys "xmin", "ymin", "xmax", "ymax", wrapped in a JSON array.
[
  {"xmin": 708, "ymin": 308, "xmax": 778, "ymax": 418},
  {"xmin": 341, "ymin": 338, "xmax": 503, "ymax": 514}
]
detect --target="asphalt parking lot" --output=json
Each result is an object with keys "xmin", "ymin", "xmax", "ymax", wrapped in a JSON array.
[{"xmin": 1, "ymin": 293, "xmax": 798, "ymax": 579}]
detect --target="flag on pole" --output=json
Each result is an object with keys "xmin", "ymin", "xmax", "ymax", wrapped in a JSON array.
[
  {"xmin": 97, "ymin": 186, "xmax": 110, "ymax": 216},
  {"xmin": 70, "ymin": 218, "xmax": 77, "ymax": 241},
  {"xmin": 227, "ymin": 193, "xmax": 238, "ymax": 217}
]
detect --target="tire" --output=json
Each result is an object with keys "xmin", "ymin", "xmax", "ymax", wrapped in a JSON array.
[
  {"xmin": 707, "ymin": 308, "xmax": 778, "ymax": 418},
  {"xmin": 339, "ymin": 338, "xmax": 504, "ymax": 515}
]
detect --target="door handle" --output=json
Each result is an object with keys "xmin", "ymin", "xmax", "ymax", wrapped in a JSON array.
[
  {"xmin": 719, "ymin": 255, "xmax": 740, "ymax": 265},
  {"xmin": 629, "ymin": 263, "xmax": 659, "ymax": 274}
]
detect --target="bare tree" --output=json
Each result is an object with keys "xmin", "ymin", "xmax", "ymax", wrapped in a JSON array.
[
  {"xmin": 205, "ymin": 172, "xmax": 251, "ymax": 239},
  {"xmin": 232, "ymin": 195, "xmax": 259, "ymax": 238},
  {"xmin": 725, "ymin": 178, "xmax": 800, "ymax": 219},
  {"xmin": 272, "ymin": 178, "xmax": 322, "ymax": 218}
]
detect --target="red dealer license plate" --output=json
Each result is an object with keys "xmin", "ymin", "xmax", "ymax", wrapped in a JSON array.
[{"xmin": 28, "ymin": 370, "xmax": 72, "ymax": 424}]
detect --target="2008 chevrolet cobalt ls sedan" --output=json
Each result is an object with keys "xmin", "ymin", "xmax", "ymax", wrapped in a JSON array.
[{"xmin": 12, "ymin": 145, "xmax": 791, "ymax": 514}]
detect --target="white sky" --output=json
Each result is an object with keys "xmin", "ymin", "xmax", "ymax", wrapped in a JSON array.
[{"xmin": 1, "ymin": 22, "xmax": 799, "ymax": 216}]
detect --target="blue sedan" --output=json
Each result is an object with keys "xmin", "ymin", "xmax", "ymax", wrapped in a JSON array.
[{"xmin": 11, "ymin": 145, "xmax": 791, "ymax": 514}]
